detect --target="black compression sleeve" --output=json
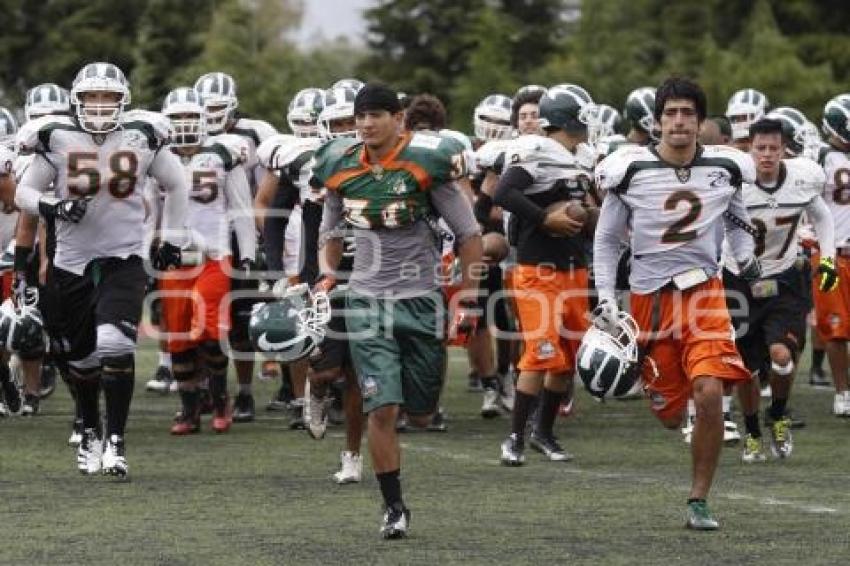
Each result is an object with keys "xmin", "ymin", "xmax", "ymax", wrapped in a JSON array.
[
  {"xmin": 492, "ymin": 166, "xmax": 546, "ymax": 226},
  {"xmin": 299, "ymin": 199, "xmax": 323, "ymax": 286}
]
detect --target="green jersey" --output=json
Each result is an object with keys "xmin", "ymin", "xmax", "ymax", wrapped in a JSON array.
[{"xmin": 311, "ymin": 132, "xmax": 466, "ymax": 229}]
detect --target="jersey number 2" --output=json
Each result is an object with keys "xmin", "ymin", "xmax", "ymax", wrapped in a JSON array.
[{"xmin": 661, "ymin": 189, "xmax": 701, "ymax": 243}]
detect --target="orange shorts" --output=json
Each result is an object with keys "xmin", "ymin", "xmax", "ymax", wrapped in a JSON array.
[
  {"xmin": 631, "ymin": 276, "xmax": 750, "ymax": 422},
  {"xmin": 513, "ymin": 264, "xmax": 589, "ymax": 373},
  {"xmin": 812, "ymin": 254, "xmax": 850, "ymax": 340},
  {"xmin": 159, "ymin": 257, "xmax": 231, "ymax": 353},
  {"xmin": 1, "ymin": 270, "xmax": 11, "ymax": 302}
]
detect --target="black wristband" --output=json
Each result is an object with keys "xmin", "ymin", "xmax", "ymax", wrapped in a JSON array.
[{"xmin": 14, "ymin": 245, "xmax": 33, "ymax": 272}]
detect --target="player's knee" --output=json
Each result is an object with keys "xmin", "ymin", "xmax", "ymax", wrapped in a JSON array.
[
  {"xmin": 692, "ymin": 377, "xmax": 723, "ymax": 416},
  {"xmin": 769, "ymin": 344, "xmax": 794, "ymax": 375},
  {"xmin": 96, "ymin": 323, "xmax": 136, "ymax": 359},
  {"xmin": 171, "ymin": 349, "xmax": 197, "ymax": 381}
]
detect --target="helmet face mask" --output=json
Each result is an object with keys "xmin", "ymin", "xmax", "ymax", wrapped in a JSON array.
[
  {"xmin": 537, "ymin": 85, "xmax": 595, "ymax": 136},
  {"xmin": 474, "ymin": 94, "xmax": 514, "ymax": 141},
  {"xmin": 194, "ymin": 72, "xmax": 238, "ymax": 135},
  {"xmin": 288, "ymin": 88, "xmax": 325, "ymax": 138},
  {"xmin": 249, "ymin": 283, "xmax": 332, "ymax": 363},
  {"xmin": 0, "ymin": 107, "xmax": 18, "ymax": 148},
  {"xmin": 577, "ymin": 311, "xmax": 641, "ymax": 399},
  {"xmin": 318, "ymin": 87, "xmax": 358, "ymax": 140},
  {"xmin": 71, "ymin": 63, "xmax": 131, "ymax": 134},
  {"xmin": 163, "ymin": 87, "xmax": 207, "ymax": 147},
  {"xmin": 25, "ymin": 83, "xmax": 71, "ymax": 121},
  {"xmin": 726, "ymin": 88, "xmax": 769, "ymax": 141}
]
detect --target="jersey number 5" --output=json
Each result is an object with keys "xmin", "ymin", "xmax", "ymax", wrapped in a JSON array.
[
  {"xmin": 661, "ymin": 189, "xmax": 701, "ymax": 243},
  {"xmin": 68, "ymin": 151, "xmax": 138, "ymax": 198}
]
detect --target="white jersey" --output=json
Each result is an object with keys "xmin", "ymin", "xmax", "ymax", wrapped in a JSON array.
[
  {"xmin": 227, "ymin": 117, "xmax": 277, "ymax": 190},
  {"xmin": 177, "ymin": 134, "xmax": 255, "ymax": 261},
  {"xmin": 723, "ymin": 157, "xmax": 824, "ymax": 277},
  {"xmin": 820, "ymin": 147, "xmax": 850, "ymax": 247},
  {"xmin": 595, "ymin": 144, "xmax": 756, "ymax": 293},
  {"xmin": 256, "ymin": 134, "xmax": 322, "ymax": 203},
  {"xmin": 473, "ymin": 139, "xmax": 514, "ymax": 175},
  {"xmin": 15, "ymin": 111, "xmax": 187, "ymax": 275},
  {"xmin": 0, "ymin": 145, "xmax": 14, "ymax": 177},
  {"xmin": 0, "ymin": 145, "xmax": 18, "ymax": 251}
]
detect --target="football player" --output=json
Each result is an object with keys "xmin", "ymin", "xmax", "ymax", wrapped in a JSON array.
[
  {"xmin": 313, "ymin": 82, "xmax": 482, "ymax": 538},
  {"xmin": 194, "ymin": 72, "xmax": 276, "ymax": 423},
  {"xmin": 722, "ymin": 118, "xmax": 835, "ymax": 461},
  {"xmin": 14, "ymin": 62, "xmax": 189, "ymax": 478},
  {"xmin": 493, "ymin": 85, "xmax": 598, "ymax": 466},
  {"xmin": 594, "ymin": 77, "xmax": 758, "ymax": 530},
  {"xmin": 473, "ymin": 94, "xmax": 514, "ymax": 145},
  {"xmin": 813, "ymin": 94, "xmax": 850, "ymax": 416},
  {"xmin": 623, "ymin": 87, "xmax": 659, "ymax": 145},
  {"xmin": 725, "ymin": 88, "xmax": 769, "ymax": 152},
  {"xmin": 158, "ymin": 87, "xmax": 255, "ymax": 434}
]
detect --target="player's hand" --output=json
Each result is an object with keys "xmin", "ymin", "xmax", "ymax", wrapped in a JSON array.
[
  {"xmin": 312, "ymin": 273, "xmax": 337, "ymax": 295},
  {"xmin": 152, "ymin": 241, "xmax": 181, "ymax": 271},
  {"xmin": 738, "ymin": 257, "xmax": 762, "ymax": 281},
  {"xmin": 239, "ymin": 258, "xmax": 257, "ymax": 278},
  {"xmin": 10, "ymin": 271, "xmax": 37, "ymax": 308},
  {"xmin": 39, "ymin": 197, "xmax": 89, "ymax": 223},
  {"xmin": 542, "ymin": 206, "xmax": 583, "ymax": 237},
  {"xmin": 591, "ymin": 296, "xmax": 619, "ymax": 334},
  {"xmin": 817, "ymin": 257, "xmax": 839, "ymax": 292},
  {"xmin": 448, "ymin": 299, "xmax": 480, "ymax": 346}
]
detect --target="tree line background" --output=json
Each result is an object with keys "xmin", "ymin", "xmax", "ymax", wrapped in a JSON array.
[{"xmin": 1, "ymin": 0, "xmax": 848, "ymax": 133}]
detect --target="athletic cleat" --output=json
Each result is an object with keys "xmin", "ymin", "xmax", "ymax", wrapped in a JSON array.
[
  {"xmin": 481, "ymin": 388, "xmax": 501, "ymax": 418},
  {"xmin": 380, "ymin": 503, "xmax": 410, "ymax": 539},
  {"xmin": 741, "ymin": 434, "xmax": 766, "ymax": 463},
  {"xmin": 500, "ymin": 433, "xmax": 525, "ymax": 466},
  {"xmin": 232, "ymin": 392, "xmax": 256, "ymax": 422},
  {"xmin": 529, "ymin": 431, "xmax": 574, "ymax": 462},
  {"xmin": 306, "ymin": 384, "xmax": 329, "ymax": 440},
  {"xmin": 21, "ymin": 394, "xmax": 40, "ymax": 416},
  {"xmin": 39, "ymin": 362, "xmax": 58, "ymax": 399},
  {"xmin": 833, "ymin": 391, "xmax": 850, "ymax": 417},
  {"xmin": 0, "ymin": 402, "xmax": 8, "ymax": 418},
  {"xmin": 1, "ymin": 378, "xmax": 21, "ymax": 415},
  {"xmin": 395, "ymin": 412, "xmax": 408, "ymax": 432},
  {"xmin": 809, "ymin": 367, "xmax": 831, "ymax": 390},
  {"xmin": 723, "ymin": 417, "xmax": 741, "ymax": 445},
  {"xmin": 170, "ymin": 414, "xmax": 200, "ymax": 435},
  {"xmin": 288, "ymin": 397, "xmax": 306, "ymax": 430},
  {"xmin": 266, "ymin": 381, "xmax": 293, "ymax": 411},
  {"xmin": 102, "ymin": 435, "xmax": 128, "ymax": 478},
  {"xmin": 760, "ymin": 384, "xmax": 771, "ymax": 398},
  {"xmin": 145, "ymin": 365, "xmax": 173, "ymax": 393},
  {"xmin": 77, "ymin": 428, "xmax": 103, "ymax": 475},
  {"xmin": 681, "ymin": 416, "xmax": 695, "ymax": 444},
  {"xmin": 685, "ymin": 501, "xmax": 719, "ymax": 530},
  {"xmin": 333, "ymin": 451, "xmax": 362, "ymax": 484},
  {"xmin": 68, "ymin": 418, "xmax": 84, "ymax": 447},
  {"xmin": 427, "ymin": 407, "xmax": 448, "ymax": 432},
  {"xmin": 769, "ymin": 417, "xmax": 793, "ymax": 459},
  {"xmin": 211, "ymin": 403, "xmax": 233, "ymax": 434}
]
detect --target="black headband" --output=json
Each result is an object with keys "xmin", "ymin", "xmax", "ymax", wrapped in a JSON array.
[{"xmin": 354, "ymin": 82, "xmax": 401, "ymax": 114}]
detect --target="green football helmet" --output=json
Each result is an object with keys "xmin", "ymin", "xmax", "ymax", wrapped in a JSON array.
[
  {"xmin": 766, "ymin": 106, "xmax": 819, "ymax": 157},
  {"xmin": 576, "ymin": 310, "xmax": 641, "ymax": 399},
  {"xmin": 623, "ymin": 86, "xmax": 658, "ymax": 140},
  {"xmin": 249, "ymin": 283, "xmax": 331, "ymax": 362},
  {"xmin": 538, "ymin": 84, "xmax": 596, "ymax": 134},
  {"xmin": 822, "ymin": 94, "xmax": 850, "ymax": 146}
]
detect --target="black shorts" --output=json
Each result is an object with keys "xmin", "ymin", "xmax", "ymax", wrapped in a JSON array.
[
  {"xmin": 46, "ymin": 256, "xmax": 147, "ymax": 362},
  {"xmin": 724, "ymin": 267, "xmax": 808, "ymax": 373},
  {"xmin": 309, "ymin": 292, "xmax": 351, "ymax": 372}
]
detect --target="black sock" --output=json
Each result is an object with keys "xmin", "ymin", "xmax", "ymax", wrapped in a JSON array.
[
  {"xmin": 812, "ymin": 348, "xmax": 825, "ymax": 371},
  {"xmin": 537, "ymin": 388, "xmax": 564, "ymax": 438},
  {"xmin": 76, "ymin": 378, "xmax": 101, "ymax": 431},
  {"xmin": 744, "ymin": 413, "xmax": 760, "ymax": 438},
  {"xmin": 376, "ymin": 469, "xmax": 402, "ymax": 508},
  {"xmin": 687, "ymin": 498, "xmax": 705, "ymax": 505},
  {"xmin": 102, "ymin": 372, "xmax": 135, "ymax": 438},
  {"xmin": 0, "ymin": 362, "xmax": 10, "ymax": 385},
  {"xmin": 496, "ymin": 341, "xmax": 511, "ymax": 376},
  {"xmin": 179, "ymin": 388, "xmax": 200, "ymax": 418},
  {"xmin": 511, "ymin": 391, "xmax": 536, "ymax": 439},
  {"xmin": 208, "ymin": 373, "xmax": 228, "ymax": 411},
  {"xmin": 769, "ymin": 398, "xmax": 788, "ymax": 421},
  {"xmin": 480, "ymin": 374, "xmax": 500, "ymax": 391}
]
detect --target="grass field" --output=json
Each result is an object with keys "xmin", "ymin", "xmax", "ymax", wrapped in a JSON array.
[{"xmin": 2, "ymin": 339, "xmax": 850, "ymax": 565}]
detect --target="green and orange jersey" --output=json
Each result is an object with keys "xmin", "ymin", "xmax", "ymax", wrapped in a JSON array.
[{"xmin": 311, "ymin": 131, "xmax": 466, "ymax": 230}]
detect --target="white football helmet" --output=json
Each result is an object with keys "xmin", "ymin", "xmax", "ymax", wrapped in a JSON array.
[
  {"xmin": 70, "ymin": 62, "xmax": 131, "ymax": 134},
  {"xmin": 331, "ymin": 78, "xmax": 364, "ymax": 92},
  {"xmin": 0, "ymin": 107, "xmax": 18, "ymax": 148},
  {"xmin": 474, "ymin": 94, "xmax": 514, "ymax": 141},
  {"xmin": 194, "ymin": 72, "xmax": 238, "ymax": 134},
  {"xmin": 162, "ymin": 87, "xmax": 206, "ymax": 148},
  {"xmin": 287, "ymin": 88, "xmax": 325, "ymax": 138},
  {"xmin": 25, "ymin": 83, "xmax": 71, "ymax": 121},
  {"xmin": 577, "ymin": 310, "xmax": 641, "ymax": 399},
  {"xmin": 588, "ymin": 103, "xmax": 621, "ymax": 146},
  {"xmin": 726, "ymin": 88, "xmax": 769, "ymax": 141},
  {"xmin": 317, "ymin": 86, "xmax": 358, "ymax": 140}
]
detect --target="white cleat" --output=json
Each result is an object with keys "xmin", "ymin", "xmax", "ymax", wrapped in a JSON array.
[
  {"xmin": 307, "ymin": 385, "xmax": 329, "ymax": 440},
  {"xmin": 333, "ymin": 451, "xmax": 362, "ymax": 484},
  {"xmin": 481, "ymin": 388, "xmax": 502, "ymax": 418},
  {"xmin": 76, "ymin": 429, "xmax": 103, "ymax": 475},
  {"xmin": 723, "ymin": 419, "xmax": 741, "ymax": 445},
  {"xmin": 101, "ymin": 435, "xmax": 128, "ymax": 479},
  {"xmin": 833, "ymin": 391, "xmax": 850, "ymax": 417}
]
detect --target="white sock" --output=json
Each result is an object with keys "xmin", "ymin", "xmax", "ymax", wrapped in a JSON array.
[
  {"xmin": 722, "ymin": 395, "xmax": 732, "ymax": 415},
  {"xmin": 158, "ymin": 352, "xmax": 171, "ymax": 369},
  {"xmin": 687, "ymin": 398, "xmax": 696, "ymax": 420}
]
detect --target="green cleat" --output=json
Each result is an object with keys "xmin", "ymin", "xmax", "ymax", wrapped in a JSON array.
[
  {"xmin": 741, "ymin": 434, "xmax": 767, "ymax": 463},
  {"xmin": 769, "ymin": 417, "xmax": 793, "ymax": 459},
  {"xmin": 685, "ymin": 500, "xmax": 719, "ymax": 531}
]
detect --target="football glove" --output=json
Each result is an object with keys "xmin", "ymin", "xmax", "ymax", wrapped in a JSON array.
[
  {"xmin": 738, "ymin": 257, "xmax": 762, "ymax": 281},
  {"xmin": 38, "ymin": 197, "xmax": 89, "ymax": 223},
  {"xmin": 591, "ymin": 296, "xmax": 619, "ymax": 334},
  {"xmin": 817, "ymin": 257, "xmax": 839, "ymax": 292},
  {"xmin": 448, "ymin": 298, "xmax": 480, "ymax": 346},
  {"xmin": 152, "ymin": 241, "xmax": 182, "ymax": 271}
]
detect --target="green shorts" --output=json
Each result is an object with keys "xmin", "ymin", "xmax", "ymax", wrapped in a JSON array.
[{"xmin": 345, "ymin": 292, "xmax": 446, "ymax": 414}]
